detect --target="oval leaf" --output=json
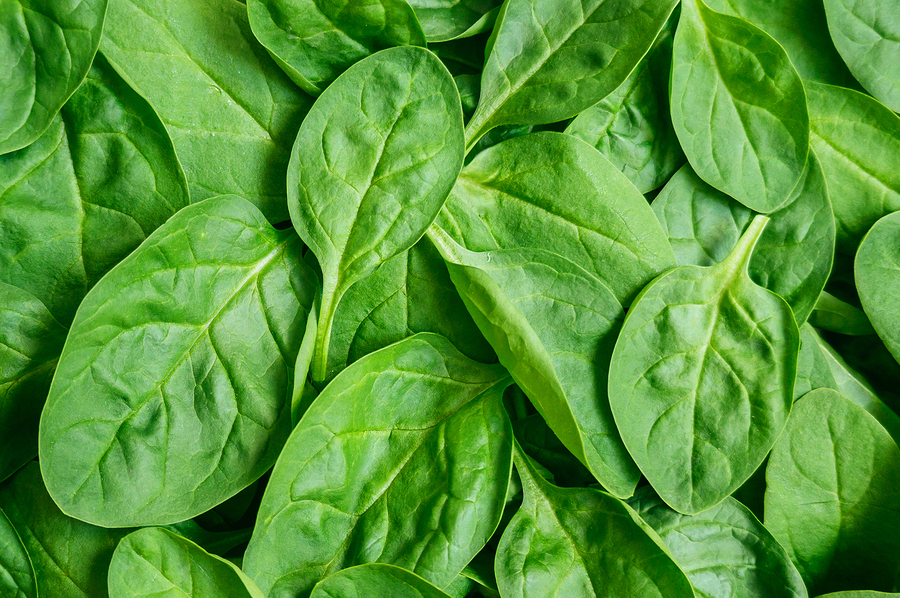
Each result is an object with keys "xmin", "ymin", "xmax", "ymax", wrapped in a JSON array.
[
  {"xmin": 244, "ymin": 334, "xmax": 512, "ymax": 598},
  {"xmin": 39, "ymin": 195, "xmax": 316, "ymax": 527},
  {"xmin": 310, "ymin": 565, "xmax": 452, "ymax": 598},
  {"xmin": 856, "ymin": 211, "xmax": 900, "ymax": 364},
  {"xmin": 609, "ymin": 215, "xmax": 800, "ymax": 514},
  {"xmin": 670, "ymin": 0, "xmax": 809, "ymax": 212}
]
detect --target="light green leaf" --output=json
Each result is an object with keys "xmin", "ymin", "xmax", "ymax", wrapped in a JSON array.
[
  {"xmin": 856, "ymin": 211, "xmax": 900, "ymax": 365},
  {"xmin": 108, "ymin": 527, "xmax": 264, "ymax": 598},
  {"xmin": 764, "ymin": 388, "xmax": 900, "ymax": 594},
  {"xmin": 39, "ymin": 195, "xmax": 317, "ymax": 527},
  {"xmin": 440, "ymin": 132, "xmax": 676, "ymax": 305},
  {"xmin": 310, "ymin": 565, "xmax": 453, "ymax": 598},
  {"xmin": 428, "ymin": 225, "xmax": 639, "ymax": 497},
  {"xmin": 670, "ymin": 0, "xmax": 809, "ymax": 213},
  {"xmin": 807, "ymin": 291, "xmax": 875, "ymax": 336},
  {"xmin": 101, "ymin": 0, "xmax": 314, "ymax": 222},
  {"xmin": 247, "ymin": 0, "xmax": 427, "ymax": 95},
  {"xmin": 464, "ymin": 0, "xmax": 679, "ymax": 151},
  {"xmin": 495, "ymin": 446, "xmax": 694, "ymax": 598},
  {"xmin": 244, "ymin": 334, "xmax": 512, "ymax": 598},
  {"xmin": 651, "ymin": 152, "xmax": 834, "ymax": 325},
  {"xmin": 0, "ymin": 0, "xmax": 107, "ymax": 154},
  {"xmin": 407, "ymin": 0, "xmax": 501, "ymax": 42},
  {"xmin": 631, "ymin": 487, "xmax": 808, "ymax": 598},
  {"xmin": 609, "ymin": 216, "xmax": 800, "ymax": 514},
  {"xmin": 288, "ymin": 46, "xmax": 464, "ymax": 384}
]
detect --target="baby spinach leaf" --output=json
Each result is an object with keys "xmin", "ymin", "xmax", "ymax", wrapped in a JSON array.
[
  {"xmin": 310, "ymin": 564, "xmax": 453, "ymax": 598},
  {"xmin": 495, "ymin": 446, "xmax": 694, "ymax": 598},
  {"xmin": 764, "ymin": 388, "xmax": 900, "ymax": 594},
  {"xmin": 795, "ymin": 325, "xmax": 900, "ymax": 444},
  {"xmin": 609, "ymin": 215, "xmax": 800, "ymax": 514},
  {"xmin": 808, "ymin": 291, "xmax": 875, "ymax": 336},
  {"xmin": 0, "ymin": 0, "xmax": 107, "ymax": 155},
  {"xmin": 101, "ymin": 0, "xmax": 314, "ymax": 222},
  {"xmin": 630, "ymin": 486, "xmax": 808, "ymax": 598},
  {"xmin": 564, "ymin": 13, "xmax": 684, "ymax": 194},
  {"xmin": 288, "ymin": 46, "xmax": 464, "ymax": 384},
  {"xmin": 243, "ymin": 334, "xmax": 512, "ymax": 598},
  {"xmin": 440, "ymin": 132, "xmax": 676, "ymax": 305},
  {"xmin": 670, "ymin": 0, "xmax": 809, "ymax": 213},
  {"xmin": 463, "ymin": 0, "xmax": 679, "ymax": 151},
  {"xmin": 247, "ymin": 0, "xmax": 426, "ymax": 95},
  {"xmin": 108, "ymin": 527, "xmax": 264, "ymax": 598},
  {"xmin": 816, "ymin": 594, "xmax": 900, "ymax": 598},
  {"xmin": 0, "ymin": 54, "xmax": 190, "ymax": 482},
  {"xmin": 806, "ymin": 81, "xmax": 900, "ymax": 254},
  {"xmin": 407, "ymin": 0, "xmax": 501, "ymax": 42},
  {"xmin": 0, "ymin": 463, "xmax": 130, "ymax": 598},
  {"xmin": 823, "ymin": 0, "xmax": 900, "ymax": 112},
  {"xmin": 428, "ymin": 225, "xmax": 639, "ymax": 497},
  {"xmin": 651, "ymin": 153, "xmax": 834, "ymax": 326},
  {"xmin": 856, "ymin": 212, "xmax": 900, "ymax": 366},
  {"xmin": 39, "ymin": 195, "xmax": 317, "ymax": 527}
]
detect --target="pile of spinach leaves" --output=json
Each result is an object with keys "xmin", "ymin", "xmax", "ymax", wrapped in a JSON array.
[{"xmin": 2, "ymin": 0, "xmax": 899, "ymax": 595}]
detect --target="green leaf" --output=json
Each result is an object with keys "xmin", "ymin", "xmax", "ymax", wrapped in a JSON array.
[
  {"xmin": 513, "ymin": 414, "xmax": 594, "ymax": 488},
  {"xmin": 440, "ymin": 132, "xmax": 676, "ymax": 305},
  {"xmin": 807, "ymin": 291, "xmax": 875, "ymax": 336},
  {"xmin": 609, "ymin": 215, "xmax": 800, "ymax": 514},
  {"xmin": 108, "ymin": 527, "xmax": 264, "ymax": 598},
  {"xmin": 495, "ymin": 446, "xmax": 694, "ymax": 598},
  {"xmin": 856, "ymin": 212, "xmax": 900, "ymax": 367},
  {"xmin": 806, "ymin": 81, "xmax": 900, "ymax": 254},
  {"xmin": 651, "ymin": 152, "xmax": 834, "ymax": 326},
  {"xmin": 310, "ymin": 564, "xmax": 453, "ymax": 598},
  {"xmin": 407, "ymin": 0, "xmax": 501, "ymax": 42},
  {"xmin": 288, "ymin": 46, "xmax": 464, "ymax": 384},
  {"xmin": 0, "ymin": 0, "xmax": 107, "ymax": 154},
  {"xmin": 464, "ymin": 0, "xmax": 679, "ymax": 151},
  {"xmin": 670, "ymin": 0, "xmax": 809, "ymax": 213},
  {"xmin": 630, "ymin": 487, "xmax": 808, "ymax": 598},
  {"xmin": 247, "ymin": 0, "xmax": 427, "ymax": 95},
  {"xmin": 428, "ymin": 226, "xmax": 639, "ymax": 497},
  {"xmin": 796, "ymin": 325, "xmax": 900, "ymax": 444},
  {"xmin": 823, "ymin": 0, "xmax": 900, "ymax": 112},
  {"xmin": 764, "ymin": 388, "xmax": 900, "ymax": 594},
  {"xmin": 0, "ymin": 54, "xmax": 190, "ymax": 482},
  {"xmin": 564, "ymin": 14, "xmax": 684, "ymax": 193},
  {"xmin": 39, "ymin": 195, "xmax": 317, "ymax": 527},
  {"xmin": 244, "ymin": 334, "xmax": 512, "ymax": 598},
  {"xmin": 101, "ymin": 0, "xmax": 314, "ymax": 222},
  {"xmin": 815, "ymin": 594, "xmax": 900, "ymax": 598},
  {"xmin": 0, "ymin": 463, "xmax": 130, "ymax": 598}
]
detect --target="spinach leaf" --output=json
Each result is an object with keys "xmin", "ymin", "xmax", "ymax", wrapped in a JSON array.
[
  {"xmin": 101, "ymin": 0, "xmax": 314, "ymax": 222},
  {"xmin": 631, "ymin": 486, "xmax": 807, "ymax": 598},
  {"xmin": 0, "ymin": 0, "xmax": 107, "ymax": 154},
  {"xmin": 513, "ymin": 413, "xmax": 594, "ymax": 488},
  {"xmin": 856, "ymin": 211, "xmax": 900, "ymax": 365},
  {"xmin": 609, "ymin": 215, "xmax": 800, "ymax": 514},
  {"xmin": 288, "ymin": 46, "xmax": 464, "ymax": 384},
  {"xmin": 0, "ymin": 463, "xmax": 130, "ymax": 598},
  {"xmin": 764, "ymin": 388, "xmax": 900, "ymax": 594},
  {"xmin": 670, "ymin": 0, "xmax": 809, "ymax": 213},
  {"xmin": 808, "ymin": 291, "xmax": 875, "ymax": 336},
  {"xmin": 823, "ymin": 0, "xmax": 900, "ymax": 112},
  {"xmin": 310, "ymin": 564, "xmax": 453, "ymax": 598},
  {"xmin": 806, "ymin": 81, "xmax": 900, "ymax": 254},
  {"xmin": 564, "ymin": 13, "xmax": 685, "ymax": 194},
  {"xmin": 495, "ymin": 445, "xmax": 694, "ymax": 598},
  {"xmin": 651, "ymin": 152, "xmax": 834, "ymax": 326},
  {"xmin": 0, "ymin": 54, "xmax": 190, "ymax": 482},
  {"xmin": 108, "ymin": 527, "xmax": 264, "ymax": 598},
  {"xmin": 463, "ymin": 0, "xmax": 679, "ymax": 151},
  {"xmin": 247, "ymin": 0, "xmax": 426, "ymax": 95},
  {"xmin": 440, "ymin": 132, "xmax": 676, "ymax": 305},
  {"xmin": 815, "ymin": 594, "xmax": 900, "ymax": 598},
  {"xmin": 39, "ymin": 195, "xmax": 316, "ymax": 527},
  {"xmin": 428, "ymin": 225, "xmax": 640, "ymax": 497},
  {"xmin": 407, "ymin": 0, "xmax": 501, "ymax": 42},
  {"xmin": 243, "ymin": 334, "xmax": 512, "ymax": 598}
]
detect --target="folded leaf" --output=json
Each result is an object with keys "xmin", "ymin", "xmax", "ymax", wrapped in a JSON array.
[{"xmin": 310, "ymin": 565, "xmax": 453, "ymax": 598}]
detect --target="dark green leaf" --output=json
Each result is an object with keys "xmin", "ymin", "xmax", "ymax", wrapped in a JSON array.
[
  {"xmin": 408, "ymin": 0, "xmax": 501, "ymax": 42},
  {"xmin": 856, "ymin": 211, "xmax": 900, "ymax": 364},
  {"xmin": 807, "ymin": 291, "xmax": 875, "ymax": 336},
  {"xmin": 310, "ymin": 564, "xmax": 452, "ymax": 598}
]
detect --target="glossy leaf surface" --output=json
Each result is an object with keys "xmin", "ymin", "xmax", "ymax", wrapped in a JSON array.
[
  {"xmin": 609, "ymin": 216, "xmax": 800, "ymax": 514},
  {"xmin": 765, "ymin": 388, "xmax": 900, "ymax": 594},
  {"xmin": 671, "ymin": 0, "xmax": 809, "ymax": 213},
  {"xmin": 407, "ymin": 0, "xmax": 501, "ymax": 42},
  {"xmin": 856, "ymin": 212, "xmax": 900, "ymax": 365},
  {"xmin": 244, "ymin": 334, "xmax": 512, "ymax": 598},
  {"xmin": 40, "ymin": 195, "xmax": 316, "ymax": 526},
  {"xmin": 440, "ymin": 132, "xmax": 676, "ymax": 305},
  {"xmin": 310, "ymin": 564, "xmax": 453, "ymax": 598}
]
